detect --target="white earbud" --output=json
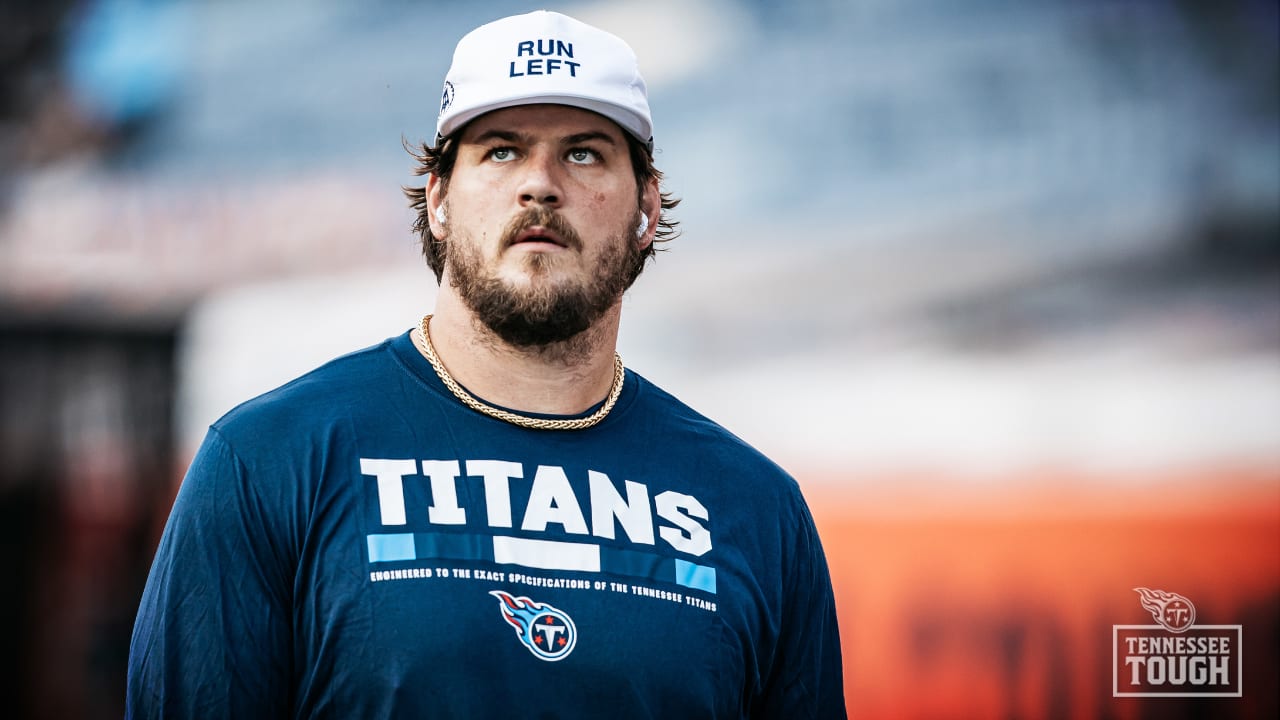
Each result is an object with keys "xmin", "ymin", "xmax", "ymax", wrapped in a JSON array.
[
  {"xmin": 435, "ymin": 206, "xmax": 447, "ymax": 225},
  {"xmin": 636, "ymin": 213, "xmax": 648, "ymax": 238}
]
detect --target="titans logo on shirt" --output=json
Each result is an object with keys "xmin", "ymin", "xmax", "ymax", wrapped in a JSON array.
[{"xmin": 491, "ymin": 590, "xmax": 578, "ymax": 661}]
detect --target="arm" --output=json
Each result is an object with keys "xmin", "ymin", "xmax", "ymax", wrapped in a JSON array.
[
  {"xmin": 757, "ymin": 498, "xmax": 847, "ymax": 719},
  {"xmin": 126, "ymin": 428, "xmax": 295, "ymax": 718}
]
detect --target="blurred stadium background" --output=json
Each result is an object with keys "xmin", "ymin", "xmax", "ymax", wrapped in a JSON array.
[{"xmin": 0, "ymin": 0, "xmax": 1276, "ymax": 717}]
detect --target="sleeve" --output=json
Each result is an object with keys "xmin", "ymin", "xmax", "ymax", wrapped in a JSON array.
[
  {"xmin": 126, "ymin": 427, "xmax": 296, "ymax": 719},
  {"xmin": 756, "ymin": 495, "xmax": 847, "ymax": 720}
]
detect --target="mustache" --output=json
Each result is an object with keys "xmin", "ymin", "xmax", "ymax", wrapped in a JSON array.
[{"xmin": 500, "ymin": 206, "xmax": 582, "ymax": 251}]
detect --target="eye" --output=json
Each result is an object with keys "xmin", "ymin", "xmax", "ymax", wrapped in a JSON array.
[
  {"xmin": 487, "ymin": 147, "xmax": 517, "ymax": 162},
  {"xmin": 567, "ymin": 148, "xmax": 599, "ymax": 165}
]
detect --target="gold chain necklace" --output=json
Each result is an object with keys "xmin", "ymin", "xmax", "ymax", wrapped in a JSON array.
[{"xmin": 412, "ymin": 314, "xmax": 624, "ymax": 431}]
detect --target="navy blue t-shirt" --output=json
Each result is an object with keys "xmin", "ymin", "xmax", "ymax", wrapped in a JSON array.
[{"xmin": 127, "ymin": 331, "xmax": 845, "ymax": 718}]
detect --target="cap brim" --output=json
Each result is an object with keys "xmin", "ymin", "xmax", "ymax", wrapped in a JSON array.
[{"xmin": 435, "ymin": 95, "xmax": 652, "ymax": 153}]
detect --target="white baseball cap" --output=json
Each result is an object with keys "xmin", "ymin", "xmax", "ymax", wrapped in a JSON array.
[{"xmin": 434, "ymin": 11, "xmax": 653, "ymax": 152}]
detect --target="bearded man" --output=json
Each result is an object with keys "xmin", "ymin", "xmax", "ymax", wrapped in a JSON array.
[{"xmin": 127, "ymin": 11, "xmax": 845, "ymax": 719}]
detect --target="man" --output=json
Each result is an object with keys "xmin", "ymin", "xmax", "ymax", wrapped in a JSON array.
[{"xmin": 127, "ymin": 10, "xmax": 845, "ymax": 718}]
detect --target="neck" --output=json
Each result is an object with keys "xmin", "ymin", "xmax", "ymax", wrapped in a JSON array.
[{"xmin": 423, "ymin": 289, "xmax": 622, "ymax": 415}]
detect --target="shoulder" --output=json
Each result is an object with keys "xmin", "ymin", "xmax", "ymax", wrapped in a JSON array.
[
  {"xmin": 626, "ymin": 371, "xmax": 799, "ymax": 493},
  {"xmin": 211, "ymin": 335, "xmax": 403, "ymax": 442}
]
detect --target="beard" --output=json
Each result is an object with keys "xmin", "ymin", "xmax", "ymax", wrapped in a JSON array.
[{"xmin": 445, "ymin": 205, "xmax": 644, "ymax": 349}]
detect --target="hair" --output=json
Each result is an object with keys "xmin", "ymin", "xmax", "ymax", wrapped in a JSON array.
[{"xmin": 403, "ymin": 127, "xmax": 680, "ymax": 283}]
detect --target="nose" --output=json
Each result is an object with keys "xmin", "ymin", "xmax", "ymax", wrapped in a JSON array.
[{"xmin": 516, "ymin": 148, "xmax": 562, "ymax": 208}]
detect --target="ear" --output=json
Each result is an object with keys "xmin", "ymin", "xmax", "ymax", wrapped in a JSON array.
[
  {"xmin": 426, "ymin": 173, "xmax": 448, "ymax": 238},
  {"xmin": 637, "ymin": 177, "xmax": 660, "ymax": 250}
]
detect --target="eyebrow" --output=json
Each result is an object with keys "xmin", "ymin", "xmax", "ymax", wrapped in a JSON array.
[
  {"xmin": 466, "ymin": 129, "xmax": 619, "ymax": 147},
  {"xmin": 469, "ymin": 129, "xmax": 526, "ymax": 145},
  {"xmin": 562, "ymin": 131, "xmax": 618, "ymax": 147}
]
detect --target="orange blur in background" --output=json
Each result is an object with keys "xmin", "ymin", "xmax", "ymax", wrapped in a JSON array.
[{"xmin": 806, "ymin": 467, "xmax": 1279, "ymax": 719}]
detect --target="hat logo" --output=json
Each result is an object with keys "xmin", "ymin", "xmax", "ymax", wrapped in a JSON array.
[
  {"xmin": 508, "ymin": 39, "xmax": 581, "ymax": 78},
  {"xmin": 439, "ymin": 81, "xmax": 455, "ymax": 116}
]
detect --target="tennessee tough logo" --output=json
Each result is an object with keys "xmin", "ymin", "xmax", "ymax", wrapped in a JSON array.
[
  {"xmin": 490, "ymin": 590, "xmax": 577, "ymax": 661},
  {"xmin": 1134, "ymin": 587, "xmax": 1196, "ymax": 633}
]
